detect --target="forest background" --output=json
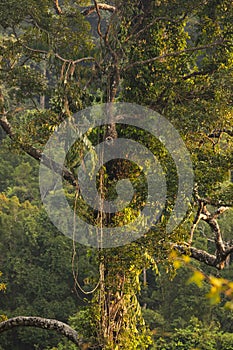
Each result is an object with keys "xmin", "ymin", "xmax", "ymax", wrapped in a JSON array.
[{"xmin": 0, "ymin": 0, "xmax": 233, "ymax": 349}]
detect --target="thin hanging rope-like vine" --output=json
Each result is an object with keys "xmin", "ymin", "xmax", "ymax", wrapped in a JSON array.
[{"xmin": 72, "ymin": 188, "xmax": 100, "ymax": 295}]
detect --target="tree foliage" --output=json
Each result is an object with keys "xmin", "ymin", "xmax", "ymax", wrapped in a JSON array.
[{"xmin": 0, "ymin": 0, "xmax": 232, "ymax": 349}]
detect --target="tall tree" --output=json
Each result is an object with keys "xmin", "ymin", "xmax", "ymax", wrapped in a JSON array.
[{"xmin": 0, "ymin": 0, "xmax": 232, "ymax": 348}]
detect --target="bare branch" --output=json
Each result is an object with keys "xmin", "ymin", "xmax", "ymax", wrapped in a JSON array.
[
  {"xmin": 124, "ymin": 16, "xmax": 172, "ymax": 43},
  {"xmin": 0, "ymin": 115, "xmax": 14, "ymax": 137},
  {"xmin": 53, "ymin": 0, "xmax": 62, "ymax": 15},
  {"xmin": 225, "ymin": 245, "xmax": 233, "ymax": 256},
  {"xmin": 195, "ymin": 187, "xmax": 229, "ymax": 257},
  {"xmin": 124, "ymin": 40, "xmax": 227, "ymax": 70},
  {"xmin": 12, "ymin": 27, "xmax": 96, "ymax": 66},
  {"xmin": 81, "ymin": 3, "xmax": 116, "ymax": 16},
  {"xmin": 183, "ymin": 187, "xmax": 233, "ymax": 269},
  {"xmin": 188, "ymin": 201, "xmax": 204, "ymax": 244},
  {"xmin": 18, "ymin": 43, "xmax": 48, "ymax": 56},
  {"xmin": 202, "ymin": 205, "xmax": 226, "ymax": 256},
  {"xmin": 174, "ymin": 244, "xmax": 218, "ymax": 268},
  {"xmin": 182, "ymin": 69, "xmax": 217, "ymax": 80},
  {"xmin": 193, "ymin": 185, "xmax": 232, "ymax": 207},
  {"xmin": 94, "ymin": 0, "xmax": 103, "ymax": 39},
  {"xmin": 0, "ymin": 316, "xmax": 80, "ymax": 346},
  {"xmin": 179, "ymin": 242, "xmax": 233, "ymax": 270},
  {"xmin": 208, "ymin": 129, "xmax": 233, "ymax": 138},
  {"xmin": 212, "ymin": 206, "xmax": 230, "ymax": 219},
  {"xmin": 54, "ymin": 52, "xmax": 96, "ymax": 65}
]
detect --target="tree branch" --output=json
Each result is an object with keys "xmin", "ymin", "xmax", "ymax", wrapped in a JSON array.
[
  {"xmin": 81, "ymin": 3, "xmax": 116, "ymax": 16},
  {"xmin": 0, "ymin": 316, "xmax": 80, "ymax": 346},
  {"xmin": 54, "ymin": 52, "xmax": 96, "ymax": 65},
  {"xmin": 12, "ymin": 27, "xmax": 96, "ymax": 66},
  {"xmin": 174, "ymin": 244, "xmax": 217, "ymax": 268},
  {"xmin": 181, "ymin": 188, "xmax": 232, "ymax": 269},
  {"xmin": 124, "ymin": 40, "xmax": 227, "ymax": 70},
  {"xmin": 0, "ymin": 113, "xmax": 78, "ymax": 187},
  {"xmin": 53, "ymin": 0, "xmax": 62, "ymax": 15},
  {"xmin": 202, "ymin": 205, "xmax": 226, "ymax": 256},
  {"xmin": 193, "ymin": 185, "xmax": 232, "ymax": 207},
  {"xmin": 124, "ymin": 16, "xmax": 173, "ymax": 43},
  {"xmin": 182, "ymin": 69, "xmax": 217, "ymax": 80},
  {"xmin": 188, "ymin": 201, "xmax": 204, "ymax": 244},
  {"xmin": 94, "ymin": 0, "xmax": 103, "ymax": 39},
  {"xmin": 225, "ymin": 245, "xmax": 233, "ymax": 256},
  {"xmin": 208, "ymin": 129, "xmax": 233, "ymax": 138}
]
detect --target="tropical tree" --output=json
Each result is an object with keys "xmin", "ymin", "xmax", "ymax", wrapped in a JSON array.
[{"xmin": 0, "ymin": 0, "xmax": 232, "ymax": 349}]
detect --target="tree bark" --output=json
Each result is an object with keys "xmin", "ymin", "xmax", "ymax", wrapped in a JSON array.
[{"xmin": 0, "ymin": 316, "xmax": 80, "ymax": 346}]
